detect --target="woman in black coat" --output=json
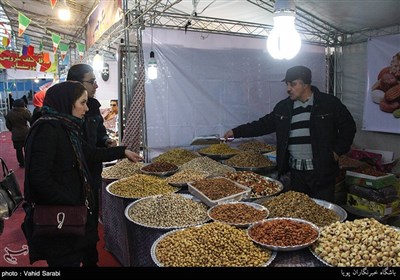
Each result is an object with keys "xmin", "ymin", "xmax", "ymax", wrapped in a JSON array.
[{"xmin": 22, "ymin": 81, "xmax": 142, "ymax": 266}]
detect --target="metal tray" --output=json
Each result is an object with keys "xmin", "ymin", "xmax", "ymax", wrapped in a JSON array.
[
  {"xmin": 151, "ymin": 227, "xmax": 277, "ymax": 267},
  {"xmin": 198, "ymin": 151, "xmax": 237, "ymax": 160},
  {"xmin": 124, "ymin": 194, "xmax": 210, "ymax": 230},
  {"xmin": 105, "ymin": 177, "xmax": 180, "ymax": 199},
  {"xmin": 254, "ymin": 197, "xmax": 347, "ymax": 222},
  {"xmin": 188, "ymin": 177, "xmax": 251, "ymax": 207},
  {"xmin": 247, "ymin": 217, "xmax": 320, "ymax": 251},
  {"xmin": 308, "ymin": 247, "xmax": 332, "ymax": 267},
  {"xmin": 229, "ymin": 175, "xmax": 284, "ymax": 201},
  {"xmin": 207, "ymin": 201, "xmax": 269, "ymax": 228},
  {"xmin": 230, "ymin": 164, "xmax": 277, "ymax": 173},
  {"xmin": 140, "ymin": 165, "xmax": 179, "ymax": 177}
]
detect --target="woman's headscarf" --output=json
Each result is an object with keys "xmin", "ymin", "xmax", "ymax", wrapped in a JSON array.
[{"xmin": 43, "ymin": 81, "xmax": 86, "ymax": 115}]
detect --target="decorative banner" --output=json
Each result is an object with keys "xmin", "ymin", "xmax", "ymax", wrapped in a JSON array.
[
  {"xmin": 2, "ymin": 37, "xmax": 9, "ymax": 48},
  {"xmin": 42, "ymin": 52, "xmax": 50, "ymax": 63},
  {"xmin": 50, "ymin": 0, "xmax": 57, "ymax": 9},
  {"xmin": 18, "ymin": 12, "xmax": 31, "ymax": 36},
  {"xmin": 51, "ymin": 33, "xmax": 61, "ymax": 53},
  {"xmin": 24, "ymin": 34, "xmax": 30, "ymax": 45},
  {"xmin": 22, "ymin": 45, "xmax": 28, "ymax": 55},
  {"xmin": 59, "ymin": 42, "xmax": 69, "ymax": 61},
  {"xmin": 0, "ymin": 22, "xmax": 10, "ymax": 47},
  {"xmin": 76, "ymin": 42, "xmax": 85, "ymax": 61},
  {"xmin": 28, "ymin": 45, "xmax": 34, "ymax": 56},
  {"xmin": 39, "ymin": 40, "xmax": 43, "ymax": 52},
  {"xmin": 0, "ymin": 49, "xmax": 53, "ymax": 72}
]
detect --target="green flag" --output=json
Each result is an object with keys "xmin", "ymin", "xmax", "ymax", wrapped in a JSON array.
[
  {"xmin": 39, "ymin": 40, "xmax": 43, "ymax": 52},
  {"xmin": 18, "ymin": 12, "xmax": 31, "ymax": 37},
  {"xmin": 52, "ymin": 33, "xmax": 61, "ymax": 53},
  {"xmin": 59, "ymin": 43, "xmax": 69, "ymax": 61},
  {"xmin": 77, "ymin": 43, "xmax": 85, "ymax": 61}
]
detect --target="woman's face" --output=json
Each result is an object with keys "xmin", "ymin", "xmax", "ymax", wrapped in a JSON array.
[{"xmin": 72, "ymin": 91, "xmax": 89, "ymax": 119}]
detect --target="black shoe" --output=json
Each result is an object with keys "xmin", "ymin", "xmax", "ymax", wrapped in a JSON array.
[{"xmin": 19, "ymin": 163, "xmax": 24, "ymax": 167}]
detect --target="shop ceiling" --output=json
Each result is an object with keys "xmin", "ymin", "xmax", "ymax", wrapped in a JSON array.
[{"xmin": 0, "ymin": 0, "xmax": 399, "ymax": 60}]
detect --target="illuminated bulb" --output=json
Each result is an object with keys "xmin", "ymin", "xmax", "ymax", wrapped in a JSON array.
[
  {"xmin": 58, "ymin": 6, "xmax": 71, "ymax": 21},
  {"xmin": 267, "ymin": 10, "xmax": 301, "ymax": 59},
  {"xmin": 148, "ymin": 51, "xmax": 158, "ymax": 80},
  {"xmin": 92, "ymin": 51, "xmax": 103, "ymax": 72},
  {"xmin": 34, "ymin": 77, "xmax": 39, "ymax": 83}
]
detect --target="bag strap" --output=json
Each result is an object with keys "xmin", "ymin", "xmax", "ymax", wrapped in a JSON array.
[{"xmin": 0, "ymin": 157, "xmax": 9, "ymax": 178}]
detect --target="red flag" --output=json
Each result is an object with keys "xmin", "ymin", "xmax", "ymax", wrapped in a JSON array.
[
  {"xmin": 28, "ymin": 45, "xmax": 34, "ymax": 56},
  {"xmin": 50, "ymin": 0, "xmax": 57, "ymax": 9}
]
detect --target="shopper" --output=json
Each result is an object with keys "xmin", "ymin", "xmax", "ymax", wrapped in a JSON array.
[
  {"xmin": 21, "ymin": 81, "xmax": 142, "ymax": 266},
  {"xmin": 31, "ymin": 90, "xmax": 46, "ymax": 125},
  {"xmin": 5, "ymin": 99, "xmax": 31, "ymax": 167},
  {"xmin": 224, "ymin": 66, "xmax": 356, "ymax": 202},
  {"xmin": 101, "ymin": 99, "xmax": 118, "ymax": 131},
  {"xmin": 67, "ymin": 64, "xmax": 116, "ymax": 266}
]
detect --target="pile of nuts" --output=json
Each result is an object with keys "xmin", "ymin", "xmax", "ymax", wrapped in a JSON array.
[
  {"xmin": 102, "ymin": 160, "xmax": 145, "ymax": 179},
  {"xmin": 155, "ymin": 222, "xmax": 272, "ymax": 266},
  {"xmin": 166, "ymin": 169, "xmax": 209, "ymax": 185},
  {"xmin": 225, "ymin": 150, "xmax": 275, "ymax": 168},
  {"xmin": 190, "ymin": 177, "xmax": 246, "ymax": 200},
  {"xmin": 238, "ymin": 141, "xmax": 275, "ymax": 153},
  {"xmin": 248, "ymin": 219, "xmax": 319, "ymax": 247},
  {"xmin": 152, "ymin": 148, "xmax": 200, "ymax": 166},
  {"xmin": 141, "ymin": 162, "xmax": 178, "ymax": 173},
  {"xmin": 127, "ymin": 194, "xmax": 208, "ymax": 228},
  {"xmin": 108, "ymin": 174, "xmax": 179, "ymax": 198},
  {"xmin": 208, "ymin": 202, "xmax": 268, "ymax": 225},
  {"xmin": 312, "ymin": 218, "xmax": 400, "ymax": 267},
  {"xmin": 258, "ymin": 191, "xmax": 340, "ymax": 227},
  {"xmin": 180, "ymin": 156, "xmax": 235, "ymax": 177},
  {"xmin": 225, "ymin": 171, "xmax": 282, "ymax": 198},
  {"xmin": 197, "ymin": 143, "xmax": 239, "ymax": 155}
]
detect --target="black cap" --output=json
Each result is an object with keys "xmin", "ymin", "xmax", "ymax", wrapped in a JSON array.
[
  {"xmin": 282, "ymin": 66, "xmax": 312, "ymax": 84},
  {"xmin": 13, "ymin": 99, "xmax": 25, "ymax": 108}
]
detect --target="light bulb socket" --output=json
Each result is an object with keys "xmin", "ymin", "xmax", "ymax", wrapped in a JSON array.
[
  {"xmin": 274, "ymin": 0, "xmax": 296, "ymax": 13},
  {"xmin": 150, "ymin": 51, "xmax": 155, "ymax": 58}
]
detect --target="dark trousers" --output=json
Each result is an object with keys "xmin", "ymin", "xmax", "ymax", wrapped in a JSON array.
[
  {"xmin": 290, "ymin": 168, "xmax": 335, "ymax": 202},
  {"xmin": 13, "ymin": 141, "xmax": 25, "ymax": 166}
]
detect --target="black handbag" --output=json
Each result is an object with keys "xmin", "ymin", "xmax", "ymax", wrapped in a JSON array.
[{"xmin": 0, "ymin": 158, "xmax": 23, "ymax": 219}]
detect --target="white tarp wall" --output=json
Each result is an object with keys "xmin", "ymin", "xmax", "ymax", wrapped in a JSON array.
[{"xmin": 142, "ymin": 28, "xmax": 326, "ymax": 151}]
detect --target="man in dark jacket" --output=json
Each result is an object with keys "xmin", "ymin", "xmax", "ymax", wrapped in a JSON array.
[
  {"xmin": 67, "ymin": 64, "xmax": 117, "ymax": 266},
  {"xmin": 224, "ymin": 66, "xmax": 356, "ymax": 202},
  {"xmin": 5, "ymin": 99, "xmax": 32, "ymax": 167}
]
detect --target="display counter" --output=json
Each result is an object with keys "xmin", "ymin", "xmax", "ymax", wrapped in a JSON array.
[{"xmin": 102, "ymin": 181, "xmax": 325, "ymax": 267}]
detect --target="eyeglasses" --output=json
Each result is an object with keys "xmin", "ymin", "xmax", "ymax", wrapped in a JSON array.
[
  {"xmin": 110, "ymin": 104, "xmax": 117, "ymax": 107},
  {"xmin": 82, "ymin": 79, "xmax": 97, "ymax": 85}
]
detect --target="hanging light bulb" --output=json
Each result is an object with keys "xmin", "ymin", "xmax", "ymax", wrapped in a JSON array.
[
  {"xmin": 34, "ymin": 77, "xmax": 39, "ymax": 83},
  {"xmin": 92, "ymin": 51, "xmax": 103, "ymax": 72},
  {"xmin": 267, "ymin": 0, "xmax": 301, "ymax": 60},
  {"xmin": 58, "ymin": 0, "xmax": 71, "ymax": 21},
  {"xmin": 148, "ymin": 51, "xmax": 158, "ymax": 80}
]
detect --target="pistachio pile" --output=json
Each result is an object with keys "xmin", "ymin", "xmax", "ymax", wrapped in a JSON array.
[{"xmin": 155, "ymin": 222, "xmax": 272, "ymax": 266}]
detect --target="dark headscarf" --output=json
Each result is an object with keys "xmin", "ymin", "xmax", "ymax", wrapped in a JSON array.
[{"xmin": 43, "ymin": 81, "xmax": 86, "ymax": 115}]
